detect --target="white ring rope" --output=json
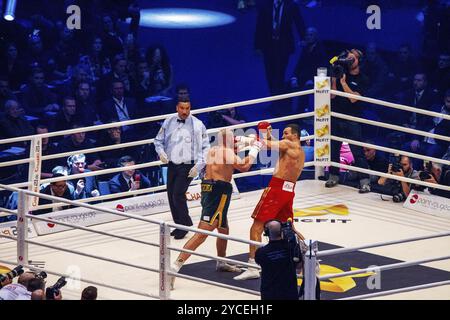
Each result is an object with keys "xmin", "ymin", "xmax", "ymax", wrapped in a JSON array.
[
  {"xmin": 330, "ymin": 161, "xmax": 450, "ymax": 192},
  {"xmin": 317, "ymin": 231, "xmax": 450, "ymax": 258},
  {"xmin": 331, "ymin": 135, "xmax": 450, "ymax": 167},
  {"xmin": 330, "ymin": 89, "xmax": 450, "ymax": 121},
  {"xmin": 319, "ymin": 254, "xmax": 450, "ymax": 281},
  {"xmin": 0, "ymin": 89, "xmax": 315, "ymax": 145},
  {"xmin": 339, "ymin": 280, "xmax": 450, "ymax": 300},
  {"xmin": 331, "ymin": 112, "xmax": 450, "ymax": 142},
  {"xmin": 0, "ymin": 258, "xmax": 159, "ymax": 299}
]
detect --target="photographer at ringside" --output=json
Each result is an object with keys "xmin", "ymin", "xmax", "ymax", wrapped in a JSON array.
[
  {"xmin": 378, "ymin": 155, "xmax": 419, "ymax": 202},
  {"xmin": 255, "ymin": 219, "xmax": 304, "ymax": 300},
  {"xmin": 417, "ymin": 161, "xmax": 450, "ymax": 198},
  {"xmin": 325, "ymin": 49, "xmax": 371, "ymax": 193},
  {"xmin": 0, "ymin": 269, "xmax": 44, "ymax": 300}
]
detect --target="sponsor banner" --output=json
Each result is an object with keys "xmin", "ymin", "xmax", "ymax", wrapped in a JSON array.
[
  {"xmin": 314, "ymin": 76, "xmax": 331, "ymax": 166},
  {"xmin": 29, "ymin": 137, "xmax": 42, "ymax": 208},
  {"xmin": 0, "ymin": 219, "xmax": 38, "ymax": 244},
  {"xmin": 403, "ymin": 191, "xmax": 450, "ymax": 219},
  {"xmin": 33, "ymin": 179, "xmax": 241, "ymax": 236}
]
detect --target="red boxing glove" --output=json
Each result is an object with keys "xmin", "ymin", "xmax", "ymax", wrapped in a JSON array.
[
  {"xmin": 257, "ymin": 121, "xmax": 271, "ymax": 139},
  {"xmin": 257, "ymin": 121, "xmax": 271, "ymax": 131}
]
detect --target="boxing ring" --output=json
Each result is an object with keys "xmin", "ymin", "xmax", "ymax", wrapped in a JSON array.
[{"xmin": 0, "ymin": 74, "xmax": 449, "ymax": 300}]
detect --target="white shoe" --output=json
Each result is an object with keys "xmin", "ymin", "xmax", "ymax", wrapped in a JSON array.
[
  {"xmin": 216, "ymin": 261, "xmax": 242, "ymax": 273},
  {"xmin": 233, "ymin": 268, "xmax": 260, "ymax": 280}
]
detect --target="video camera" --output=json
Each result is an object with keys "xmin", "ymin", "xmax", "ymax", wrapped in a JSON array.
[
  {"xmin": 419, "ymin": 161, "xmax": 432, "ymax": 181},
  {"xmin": 329, "ymin": 50, "xmax": 354, "ymax": 79},
  {"xmin": 0, "ymin": 266, "xmax": 24, "ymax": 287},
  {"xmin": 281, "ymin": 219, "xmax": 303, "ymax": 264},
  {"xmin": 45, "ymin": 276, "xmax": 67, "ymax": 300}
]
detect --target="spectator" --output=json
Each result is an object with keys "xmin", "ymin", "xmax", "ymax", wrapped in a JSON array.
[
  {"xmin": 404, "ymin": 89, "xmax": 450, "ymax": 163},
  {"xmin": 50, "ymin": 96, "xmax": 84, "ymax": 133},
  {"xmin": 100, "ymin": 15, "xmax": 125, "ymax": 60},
  {"xmin": 388, "ymin": 44, "xmax": 418, "ymax": 95},
  {"xmin": 37, "ymin": 124, "xmax": 58, "ymax": 179},
  {"xmin": 32, "ymin": 167, "xmax": 76, "ymax": 215},
  {"xmin": 131, "ymin": 59, "xmax": 151, "ymax": 102},
  {"xmin": 361, "ymin": 42, "xmax": 389, "ymax": 99},
  {"xmin": 398, "ymin": 73, "xmax": 438, "ymax": 128},
  {"xmin": 56, "ymin": 123, "xmax": 103, "ymax": 171},
  {"xmin": 0, "ymin": 43, "xmax": 26, "ymax": 91},
  {"xmin": 347, "ymin": 144, "xmax": 389, "ymax": 189},
  {"xmin": 0, "ymin": 77, "xmax": 17, "ymax": 113},
  {"xmin": 75, "ymin": 81, "xmax": 100, "ymax": 126},
  {"xmin": 84, "ymin": 36, "xmax": 111, "ymax": 81},
  {"xmin": 99, "ymin": 80, "xmax": 138, "ymax": 138},
  {"xmin": 0, "ymin": 77, "xmax": 16, "ymax": 112},
  {"xmin": 378, "ymin": 155, "xmax": 419, "ymax": 202},
  {"xmin": 108, "ymin": 155, "xmax": 151, "ymax": 194},
  {"xmin": 154, "ymin": 101, "xmax": 210, "ymax": 239},
  {"xmin": 430, "ymin": 53, "xmax": 450, "ymax": 97},
  {"xmin": 146, "ymin": 45, "xmax": 173, "ymax": 96},
  {"xmin": 23, "ymin": 33, "xmax": 52, "ymax": 76},
  {"xmin": 97, "ymin": 125, "xmax": 141, "ymax": 171},
  {"xmin": 98, "ymin": 55, "xmax": 132, "ymax": 102},
  {"xmin": 0, "ymin": 100, "xmax": 34, "ymax": 141},
  {"xmin": 175, "ymin": 83, "xmax": 190, "ymax": 103},
  {"xmin": 81, "ymin": 286, "xmax": 98, "ymax": 300},
  {"xmin": 291, "ymin": 27, "xmax": 327, "ymax": 91},
  {"xmin": 67, "ymin": 154, "xmax": 100, "ymax": 199},
  {"xmin": 254, "ymin": 0, "xmax": 305, "ymax": 107},
  {"xmin": 208, "ymin": 108, "xmax": 245, "ymax": 128},
  {"xmin": 51, "ymin": 27, "xmax": 80, "ymax": 80},
  {"xmin": 20, "ymin": 68, "xmax": 59, "ymax": 117},
  {"xmin": 420, "ymin": 162, "xmax": 450, "ymax": 198},
  {"xmin": 255, "ymin": 220, "xmax": 302, "ymax": 300}
]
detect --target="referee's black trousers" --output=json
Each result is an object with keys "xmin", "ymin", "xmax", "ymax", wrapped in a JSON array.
[{"xmin": 167, "ymin": 162, "xmax": 195, "ymax": 227}]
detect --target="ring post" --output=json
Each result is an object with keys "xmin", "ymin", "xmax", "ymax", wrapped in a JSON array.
[
  {"xmin": 17, "ymin": 190, "xmax": 29, "ymax": 265},
  {"xmin": 313, "ymin": 68, "xmax": 331, "ymax": 180},
  {"xmin": 303, "ymin": 240, "xmax": 318, "ymax": 300},
  {"xmin": 159, "ymin": 222, "xmax": 171, "ymax": 300}
]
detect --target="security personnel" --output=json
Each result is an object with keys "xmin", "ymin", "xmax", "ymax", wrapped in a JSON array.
[{"xmin": 154, "ymin": 101, "xmax": 210, "ymax": 239}]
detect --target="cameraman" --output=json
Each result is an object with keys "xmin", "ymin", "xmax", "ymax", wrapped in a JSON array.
[
  {"xmin": 419, "ymin": 162, "xmax": 450, "ymax": 198},
  {"xmin": 325, "ymin": 49, "xmax": 371, "ymax": 193},
  {"xmin": 0, "ymin": 272, "xmax": 37, "ymax": 300},
  {"xmin": 255, "ymin": 220, "xmax": 302, "ymax": 300},
  {"xmin": 378, "ymin": 155, "xmax": 419, "ymax": 202}
]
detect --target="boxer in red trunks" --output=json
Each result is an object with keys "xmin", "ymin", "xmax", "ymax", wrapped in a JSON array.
[{"xmin": 234, "ymin": 123, "xmax": 306, "ymax": 280}]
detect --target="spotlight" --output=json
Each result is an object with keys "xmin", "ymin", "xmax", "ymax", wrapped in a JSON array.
[
  {"xmin": 136, "ymin": 8, "xmax": 235, "ymax": 29},
  {"xmin": 3, "ymin": 0, "xmax": 17, "ymax": 21}
]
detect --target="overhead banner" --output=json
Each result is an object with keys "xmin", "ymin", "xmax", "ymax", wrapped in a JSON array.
[
  {"xmin": 0, "ymin": 219, "xmax": 38, "ymax": 244},
  {"xmin": 32, "ymin": 179, "xmax": 240, "ymax": 236},
  {"xmin": 314, "ymin": 75, "xmax": 331, "ymax": 166},
  {"xmin": 403, "ymin": 191, "xmax": 450, "ymax": 219}
]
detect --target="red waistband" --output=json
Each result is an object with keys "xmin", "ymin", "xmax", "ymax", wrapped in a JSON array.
[{"xmin": 268, "ymin": 176, "xmax": 296, "ymax": 189}]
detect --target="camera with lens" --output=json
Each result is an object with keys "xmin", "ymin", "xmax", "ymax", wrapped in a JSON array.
[
  {"xmin": 45, "ymin": 276, "xmax": 66, "ymax": 300},
  {"xmin": 419, "ymin": 161, "xmax": 432, "ymax": 180},
  {"xmin": 36, "ymin": 271, "xmax": 47, "ymax": 280},
  {"xmin": 330, "ymin": 50, "xmax": 355, "ymax": 79},
  {"xmin": 389, "ymin": 154, "xmax": 402, "ymax": 173},
  {"xmin": 281, "ymin": 219, "xmax": 303, "ymax": 263},
  {"xmin": 0, "ymin": 266, "xmax": 24, "ymax": 287},
  {"xmin": 392, "ymin": 192, "xmax": 407, "ymax": 203}
]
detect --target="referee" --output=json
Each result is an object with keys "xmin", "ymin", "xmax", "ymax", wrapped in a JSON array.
[{"xmin": 155, "ymin": 101, "xmax": 210, "ymax": 239}]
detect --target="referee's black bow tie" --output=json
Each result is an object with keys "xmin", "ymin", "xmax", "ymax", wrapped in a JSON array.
[{"xmin": 177, "ymin": 119, "xmax": 185, "ymax": 124}]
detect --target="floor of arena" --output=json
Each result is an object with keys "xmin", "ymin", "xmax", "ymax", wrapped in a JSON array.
[{"xmin": 1, "ymin": 180, "xmax": 449, "ymax": 300}]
